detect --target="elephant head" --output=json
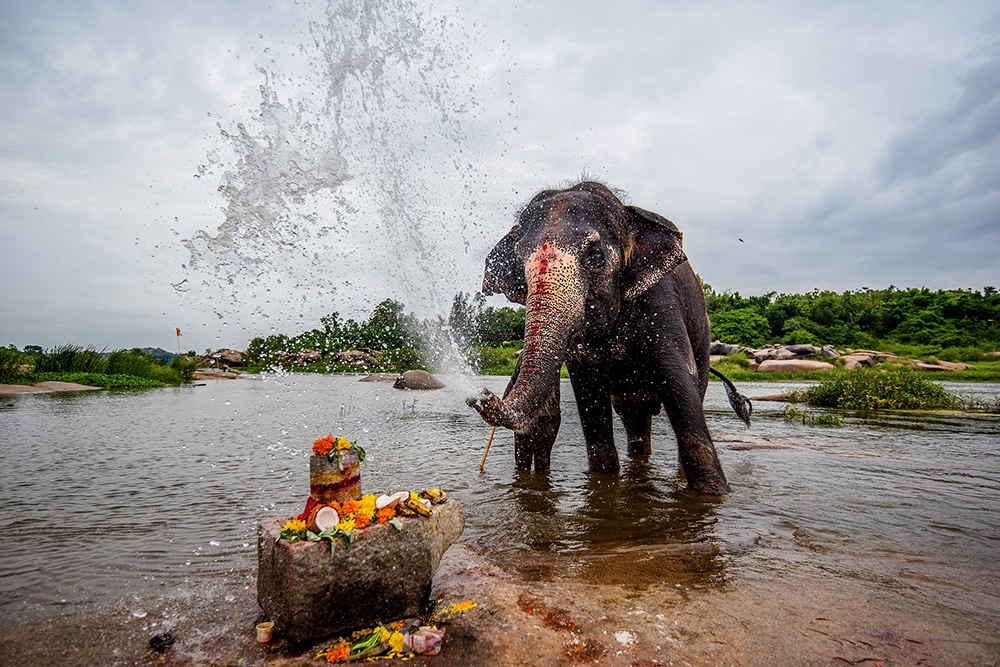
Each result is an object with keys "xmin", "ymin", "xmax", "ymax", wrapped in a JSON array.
[{"xmin": 468, "ymin": 182, "xmax": 687, "ymax": 431}]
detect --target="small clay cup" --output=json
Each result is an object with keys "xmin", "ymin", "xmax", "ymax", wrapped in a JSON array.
[{"xmin": 256, "ymin": 621, "xmax": 275, "ymax": 643}]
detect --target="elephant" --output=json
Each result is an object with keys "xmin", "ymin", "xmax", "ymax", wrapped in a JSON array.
[{"xmin": 466, "ymin": 181, "xmax": 750, "ymax": 496}]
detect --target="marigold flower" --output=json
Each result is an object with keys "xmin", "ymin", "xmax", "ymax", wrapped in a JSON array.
[
  {"xmin": 336, "ymin": 437, "xmax": 353, "ymax": 450},
  {"xmin": 313, "ymin": 435, "xmax": 336, "ymax": 456},
  {"xmin": 389, "ymin": 631, "xmax": 406, "ymax": 654},
  {"xmin": 283, "ymin": 519, "xmax": 306, "ymax": 532},
  {"xmin": 360, "ymin": 494, "xmax": 377, "ymax": 514},
  {"xmin": 378, "ymin": 626, "xmax": 391, "ymax": 643},
  {"xmin": 354, "ymin": 513, "xmax": 371, "ymax": 529},
  {"xmin": 340, "ymin": 498, "xmax": 361, "ymax": 516},
  {"xmin": 376, "ymin": 507, "xmax": 395, "ymax": 524},
  {"xmin": 336, "ymin": 517, "xmax": 356, "ymax": 533},
  {"xmin": 325, "ymin": 640, "xmax": 350, "ymax": 663}
]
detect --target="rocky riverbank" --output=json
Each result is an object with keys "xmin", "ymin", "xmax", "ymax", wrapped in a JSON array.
[{"xmin": 710, "ymin": 340, "xmax": 975, "ymax": 373}]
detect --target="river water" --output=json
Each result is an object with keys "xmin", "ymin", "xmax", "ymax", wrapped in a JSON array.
[{"xmin": 1, "ymin": 374, "xmax": 998, "ymax": 659}]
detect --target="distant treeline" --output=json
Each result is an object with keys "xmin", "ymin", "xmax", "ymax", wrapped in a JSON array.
[
  {"xmin": 242, "ymin": 284, "xmax": 999, "ymax": 367},
  {"xmin": 242, "ymin": 294, "xmax": 525, "ymax": 366},
  {"xmin": 703, "ymin": 282, "xmax": 999, "ymax": 351}
]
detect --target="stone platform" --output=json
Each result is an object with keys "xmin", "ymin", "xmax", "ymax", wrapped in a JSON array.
[{"xmin": 257, "ymin": 500, "xmax": 464, "ymax": 643}]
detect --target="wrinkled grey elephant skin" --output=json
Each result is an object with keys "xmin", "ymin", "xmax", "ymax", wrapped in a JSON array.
[{"xmin": 467, "ymin": 181, "xmax": 735, "ymax": 495}]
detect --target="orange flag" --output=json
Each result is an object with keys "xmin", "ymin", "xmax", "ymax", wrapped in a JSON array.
[{"xmin": 176, "ymin": 327, "xmax": 182, "ymax": 336}]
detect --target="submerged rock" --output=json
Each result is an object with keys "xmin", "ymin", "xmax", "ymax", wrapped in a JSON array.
[
  {"xmin": 257, "ymin": 500, "xmax": 464, "ymax": 643},
  {"xmin": 394, "ymin": 370, "xmax": 445, "ymax": 390}
]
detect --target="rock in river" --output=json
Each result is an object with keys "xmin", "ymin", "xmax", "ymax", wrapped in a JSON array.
[{"xmin": 393, "ymin": 369, "xmax": 445, "ymax": 390}]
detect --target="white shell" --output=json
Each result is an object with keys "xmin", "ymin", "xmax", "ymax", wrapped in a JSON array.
[
  {"xmin": 375, "ymin": 493, "xmax": 399, "ymax": 510},
  {"xmin": 314, "ymin": 506, "xmax": 340, "ymax": 532}
]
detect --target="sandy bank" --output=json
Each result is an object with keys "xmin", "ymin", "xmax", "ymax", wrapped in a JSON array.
[
  {"xmin": 193, "ymin": 369, "xmax": 242, "ymax": 380},
  {"xmin": 0, "ymin": 381, "xmax": 102, "ymax": 394}
]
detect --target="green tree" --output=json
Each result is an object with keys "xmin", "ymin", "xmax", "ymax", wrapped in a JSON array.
[{"xmin": 710, "ymin": 309, "xmax": 772, "ymax": 347}]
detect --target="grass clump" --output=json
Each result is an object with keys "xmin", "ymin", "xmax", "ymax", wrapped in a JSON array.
[
  {"xmin": 16, "ymin": 372, "xmax": 166, "ymax": 389},
  {"xmin": 796, "ymin": 368, "xmax": 996, "ymax": 412},
  {"xmin": 782, "ymin": 404, "xmax": 841, "ymax": 426}
]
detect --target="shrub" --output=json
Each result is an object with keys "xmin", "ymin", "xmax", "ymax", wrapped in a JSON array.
[
  {"xmin": 106, "ymin": 350, "xmax": 155, "ymax": 377},
  {"xmin": 380, "ymin": 348, "xmax": 423, "ymax": 370},
  {"xmin": 800, "ymin": 368, "xmax": 957, "ymax": 410},
  {"xmin": 936, "ymin": 346, "xmax": 989, "ymax": 363},
  {"xmin": 0, "ymin": 346, "xmax": 25, "ymax": 383},
  {"xmin": 710, "ymin": 309, "xmax": 772, "ymax": 348},
  {"xmin": 782, "ymin": 329, "xmax": 822, "ymax": 346},
  {"xmin": 34, "ymin": 344, "xmax": 108, "ymax": 373}
]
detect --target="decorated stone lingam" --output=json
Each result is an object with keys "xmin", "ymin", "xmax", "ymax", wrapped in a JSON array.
[
  {"xmin": 257, "ymin": 435, "xmax": 465, "ymax": 645},
  {"xmin": 309, "ymin": 435, "xmax": 363, "ymax": 504}
]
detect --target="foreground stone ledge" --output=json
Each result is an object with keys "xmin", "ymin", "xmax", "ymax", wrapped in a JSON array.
[{"xmin": 257, "ymin": 500, "xmax": 464, "ymax": 643}]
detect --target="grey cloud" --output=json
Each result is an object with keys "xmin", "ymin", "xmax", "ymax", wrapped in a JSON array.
[{"xmin": 876, "ymin": 49, "xmax": 1000, "ymax": 187}]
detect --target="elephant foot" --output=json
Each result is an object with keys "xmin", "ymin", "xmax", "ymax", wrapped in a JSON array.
[
  {"xmin": 587, "ymin": 453, "xmax": 620, "ymax": 474},
  {"xmin": 627, "ymin": 438, "xmax": 651, "ymax": 456},
  {"xmin": 686, "ymin": 476, "xmax": 732, "ymax": 496}
]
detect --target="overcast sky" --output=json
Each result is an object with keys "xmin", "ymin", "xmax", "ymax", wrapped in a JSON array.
[{"xmin": 1, "ymin": 0, "xmax": 997, "ymax": 353}]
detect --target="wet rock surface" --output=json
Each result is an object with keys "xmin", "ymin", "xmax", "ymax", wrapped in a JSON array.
[
  {"xmin": 1, "ymin": 541, "xmax": 997, "ymax": 665},
  {"xmin": 257, "ymin": 501, "xmax": 464, "ymax": 643}
]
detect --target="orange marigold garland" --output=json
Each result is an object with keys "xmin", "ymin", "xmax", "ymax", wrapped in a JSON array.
[{"xmin": 340, "ymin": 498, "xmax": 362, "ymax": 516}]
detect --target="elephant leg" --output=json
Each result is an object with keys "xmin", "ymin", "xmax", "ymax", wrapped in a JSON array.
[
  {"xmin": 659, "ymin": 376, "xmax": 730, "ymax": 495},
  {"xmin": 513, "ymin": 430, "xmax": 534, "ymax": 470},
  {"xmin": 513, "ymin": 381, "xmax": 561, "ymax": 472},
  {"xmin": 614, "ymin": 396, "xmax": 658, "ymax": 456},
  {"xmin": 567, "ymin": 361, "xmax": 619, "ymax": 473}
]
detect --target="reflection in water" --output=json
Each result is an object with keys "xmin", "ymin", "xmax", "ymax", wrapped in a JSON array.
[{"xmin": 0, "ymin": 376, "xmax": 998, "ymax": 636}]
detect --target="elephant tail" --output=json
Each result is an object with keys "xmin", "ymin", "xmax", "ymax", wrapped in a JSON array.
[{"xmin": 709, "ymin": 367, "xmax": 752, "ymax": 428}]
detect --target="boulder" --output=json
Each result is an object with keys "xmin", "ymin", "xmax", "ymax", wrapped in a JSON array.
[
  {"xmin": 257, "ymin": 500, "xmax": 464, "ymax": 643},
  {"xmin": 335, "ymin": 350, "xmax": 379, "ymax": 368},
  {"xmin": 785, "ymin": 344, "xmax": 818, "ymax": 357},
  {"xmin": 916, "ymin": 360, "xmax": 970, "ymax": 372},
  {"xmin": 821, "ymin": 344, "xmax": 840, "ymax": 358},
  {"xmin": 393, "ymin": 370, "xmax": 445, "ymax": 390},
  {"xmin": 205, "ymin": 348, "xmax": 244, "ymax": 365},
  {"xmin": 756, "ymin": 359, "xmax": 836, "ymax": 373},
  {"xmin": 359, "ymin": 374, "xmax": 398, "ymax": 382},
  {"xmin": 841, "ymin": 353, "xmax": 876, "ymax": 370},
  {"xmin": 710, "ymin": 340, "xmax": 741, "ymax": 356}
]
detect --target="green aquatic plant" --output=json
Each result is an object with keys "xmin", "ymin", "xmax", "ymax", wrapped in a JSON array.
[
  {"xmin": 800, "ymin": 368, "xmax": 977, "ymax": 411},
  {"xmin": 782, "ymin": 404, "xmax": 841, "ymax": 426}
]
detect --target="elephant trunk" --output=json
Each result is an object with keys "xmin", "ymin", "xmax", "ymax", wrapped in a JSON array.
[{"xmin": 469, "ymin": 244, "xmax": 585, "ymax": 430}]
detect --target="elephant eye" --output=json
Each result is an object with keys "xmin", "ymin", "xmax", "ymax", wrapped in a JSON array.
[{"xmin": 583, "ymin": 243, "xmax": 605, "ymax": 271}]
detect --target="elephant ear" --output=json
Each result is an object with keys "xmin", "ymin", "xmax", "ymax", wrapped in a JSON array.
[
  {"xmin": 482, "ymin": 225, "xmax": 528, "ymax": 304},
  {"xmin": 620, "ymin": 205, "xmax": 687, "ymax": 300}
]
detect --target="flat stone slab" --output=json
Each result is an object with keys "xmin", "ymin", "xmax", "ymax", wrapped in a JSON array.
[
  {"xmin": 257, "ymin": 500, "xmax": 464, "ymax": 643},
  {"xmin": 756, "ymin": 359, "xmax": 836, "ymax": 373}
]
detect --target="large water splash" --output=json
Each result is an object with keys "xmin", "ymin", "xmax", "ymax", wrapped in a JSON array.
[{"xmin": 182, "ymin": 0, "xmax": 501, "ymax": 357}]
